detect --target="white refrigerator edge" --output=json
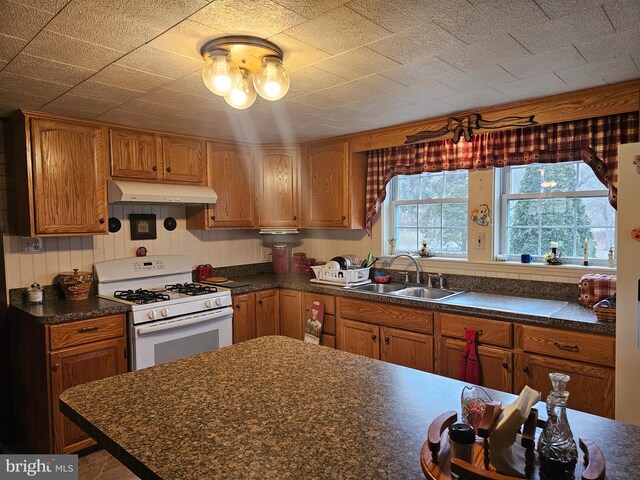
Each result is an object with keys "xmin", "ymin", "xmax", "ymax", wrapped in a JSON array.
[{"xmin": 615, "ymin": 142, "xmax": 640, "ymax": 425}]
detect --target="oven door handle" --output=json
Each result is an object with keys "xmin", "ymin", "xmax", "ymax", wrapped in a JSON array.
[{"xmin": 135, "ymin": 307, "xmax": 233, "ymax": 336}]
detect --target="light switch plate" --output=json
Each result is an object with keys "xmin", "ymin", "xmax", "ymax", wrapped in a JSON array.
[
  {"xmin": 474, "ymin": 233, "xmax": 486, "ymax": 250},
  {"xmin": 21, "ymin": 237, "xmax": 44, "ymax": 254}
]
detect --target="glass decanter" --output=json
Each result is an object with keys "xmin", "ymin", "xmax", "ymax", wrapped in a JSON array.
[{"xmin": 537, "ymin": 372, "xmax": 578, "ymax": 479}]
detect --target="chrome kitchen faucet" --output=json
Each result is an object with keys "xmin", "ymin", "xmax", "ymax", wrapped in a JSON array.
[{"xmin": 389, "ymin": 254, "xmax": 421, "ymax": 284}]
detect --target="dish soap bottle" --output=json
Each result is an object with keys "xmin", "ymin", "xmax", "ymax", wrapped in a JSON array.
[{"xmin": 537, "ymin": 372, "xmax": 578, "ymax": 479}]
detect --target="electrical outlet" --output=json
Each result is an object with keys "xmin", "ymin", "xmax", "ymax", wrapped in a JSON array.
[
  {"xmin": 21, "ymin": 237, "xmax": 44, "ymax": 254},
  {"xmin": 262, "ymin": 248, "xmax": 272, "ymax": 262},
  {"xmin": 474, "ymin": 233, "xmax": 486, "ymax": 250}
]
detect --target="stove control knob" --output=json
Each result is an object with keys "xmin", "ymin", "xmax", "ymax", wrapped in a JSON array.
[
  {"xmin": 205, "ymin": 299, "xmax": 213, "ymax": 308},
  {"xmin": 147, "ymin": 310, "xmax": 156, "ymax": 320},
  {"xmin": 160, "ymin": 307, "xmax": 169, "ymax": 317},
  {"xmin": 215, "ymin": 298, "xmax": 222, "ymax": 306}
]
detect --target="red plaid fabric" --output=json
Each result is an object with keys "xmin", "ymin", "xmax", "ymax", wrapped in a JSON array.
[
  {"xmin": 578, "ymin": 274, "xmax": 617, "ymax": 307},
  {"xmin": 365, "ymin": 112, "xmax": 639, "ymax": 234}
]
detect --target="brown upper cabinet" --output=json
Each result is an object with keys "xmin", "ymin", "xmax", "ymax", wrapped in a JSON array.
[
  {"xmin": 14, "ymin": 114, "xmax": 109, "ymax": 236},
  {"xmin": 109, "ymin": 128, "xmax": 160, "ymax": 180},
  {"xmin": 161, "ymin": 135, "xmax": 206, "ymax": 185},
  {"xmin": 256, "ymin": 146, "xmax": 299, "ymax": 228},
  {"xmin": 187, "ymin": 141, "xmax": 256, "ymax": 229},
  {"xmin": 301, "ymin": 140, "xmax": 366, "ymax": 229}
]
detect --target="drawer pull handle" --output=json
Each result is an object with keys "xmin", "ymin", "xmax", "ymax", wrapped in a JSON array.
[
  {"xmin": 501, "ymin": 362, "xmax": 509, "ymax": 370},
  {"xmin": 522, "ymin": 366, "xmax": 529, "ymax": 373},
  {"xmin": 554, "ymin": 342, "xmax": 579, "ymax": 352},
  {"xmin": 166, "ymin": 167, "xmax": 172, "ymax": 173},
  {"xmin": 476, "ymin": 329, "xmax": 483, "ymax": 336},
  {"xmin": 79, "ymin": 326, "xmax": 99, "ymax": 333},
  {"xmin": 152, "ymin": 165, "xmax": 158, "ymax": 171},
  {"xmin": 341, "ymin": 215, "xmax": 346, "ymax": 220}
]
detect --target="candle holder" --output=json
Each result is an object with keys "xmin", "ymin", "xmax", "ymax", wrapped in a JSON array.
[{"xmin": 544, "ymin": 251, "xmax": 565, "ymax": 265}]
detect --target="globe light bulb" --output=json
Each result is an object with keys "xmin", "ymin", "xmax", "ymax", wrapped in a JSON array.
[
  {"xmin": 253, "ymin": 57, "xmax": 289, "ymax": 101},
  {"xmin": 202, "ymin": 52, "xmax": 240, "ymax": 96},
  {"xmin": 224, "ymin": 71, "xmax": 257, "ymax": 110}
]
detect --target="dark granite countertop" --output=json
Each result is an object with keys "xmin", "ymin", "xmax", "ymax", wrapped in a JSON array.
[
  {"xmin": 215, "ymin": 273, "xmax": 614, "ymax": 336},
  {"xmin": 9, "ymin": 273, "xmax": 612, "ymax": 335},
  {"xmin": 60, "ymin": 336, "xmax": 638, "ymax": 480},
  {"xmin": 9, "ymin": 297, "xmax": 130, "ymax": 324}
]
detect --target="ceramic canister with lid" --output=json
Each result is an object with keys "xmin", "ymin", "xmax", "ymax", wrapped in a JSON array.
[{"xmin": 26, "ymin": 283, "xmax": 43, "ymax": 304}]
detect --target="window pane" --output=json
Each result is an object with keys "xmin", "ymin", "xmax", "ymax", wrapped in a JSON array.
[
  {"xmin": 396, "ymin": 175, "xmax": 421, "ymax": 200},
  {"xmin": 577, "ymin": 227, "xmax": 615, "ymax": 259},
  {"xmin": 397, "ymin": 228, "xmax": 418, "ymax": 253},
  {"xmin": 444, "ymin": 171, "xmax": 468, "ymax": 197},
  {"xmin": 419, "ymin": 228, "xmax": 441, "ymax": 252},
  {"xmin": 577, "ymin": 163, "xmax": 606, "ymax": 191},
  {"xmin": 508, "ymin": 199, "xmax": 539, "ymax": 227},
  {"xmin": 540, "ymin": 198, "xmax": 574, "ymax": 227},
  {"xmin": 418, "ymin": 204, "xmax": 441, "ymax": 227},
  {"xmin": 443, "ymin": 203, "xmax": 467, "ymax": 227},
  {"xmin": 541, "ymin": 227, "xmax": 573, "ymax": 256},
  {"xmin": 579, "ymin": 197, "xmax": 616, "ymax": 227},
  {"xmin": 442, "ymin": 228, "xmax": 467, "ymax": 253},
  {"xmin": 540, "ymin": 163, "xmax": 577, "ymax": 192},
  {"xmin": 395, "ymin": 205, "xmax": 417, "ymax": 227},
  {"xmin": 420, "ymin": 173, "xmax": 444, "ymax": 199},
  {"xmin": 508, "ymin": 227, "xmax": 538, "ymax": 255}
]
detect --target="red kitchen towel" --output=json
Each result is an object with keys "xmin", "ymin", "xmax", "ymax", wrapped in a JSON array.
[
  {"xmin": 459, "ymin": 328, "xmax": 480, "ymax": 384},
  {"xmin": 304, "ymin": 301, "xmax": 325, "ymax": 345},
  {"xmin": 579, "ymin": 274, "xmax": 616, "ymax": 307}
]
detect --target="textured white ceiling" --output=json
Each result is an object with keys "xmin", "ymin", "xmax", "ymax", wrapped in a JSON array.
[{"xmin": 0, "ymin": 0, "xmax": 638, "ymax": 144}]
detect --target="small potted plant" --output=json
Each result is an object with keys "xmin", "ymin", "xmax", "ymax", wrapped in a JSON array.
[{"xmin": 543, "ymin": 251, "xmax": 565, "ymax": 265}]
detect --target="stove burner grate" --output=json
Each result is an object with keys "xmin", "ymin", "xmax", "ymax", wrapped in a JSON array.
[
  {"xmin": 114, "ymin": 289, "xmax": 171, "ymax": 305},
  {"xmin": 164, "ymin": 283, "xmax": 218, "ymax": 296}
]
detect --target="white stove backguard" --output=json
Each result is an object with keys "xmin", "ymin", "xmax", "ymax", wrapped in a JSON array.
[{"xmin": 94, "ymin": 255, "xmax": 194, "ymax": 295}]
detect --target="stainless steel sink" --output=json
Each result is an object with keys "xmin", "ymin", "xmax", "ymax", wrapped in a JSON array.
[
  {"xmin": 347, "ymin": 283, "xmax": 407, "ymax": 294},
  {"xmin": 391, "ymin": 287, "xmax": 464, "ymax": 300}
]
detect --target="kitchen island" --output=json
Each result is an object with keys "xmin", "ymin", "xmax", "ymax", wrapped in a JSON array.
[{"xmin": 61, "ymin": 336, "xmax": 638, "ymax": 479}]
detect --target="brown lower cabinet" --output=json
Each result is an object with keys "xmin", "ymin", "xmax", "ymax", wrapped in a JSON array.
[
  {"xmin": 337, "ymin": 318, "xmax": 434, "ymax": 373},
  {"xmin": 435, "ymin": 313, "xmax": 615, "ymax": 418},
  {"xmin": 279, "ymin": 290, "xmax": 336, "ymax": 348},
  {"xmin": 12, "ymin": 313, "xmax": 127, "ymax": 453},
  {"xmin": 232, "ymin": 290, "xmax": 279, "ymax": 343},
  {"xmin": 438, "ymin": 338, "xmax": 512, "ymax": 392},
  {"xmin": 514, "ymin": 353, "xmax": 614, "ymax": 418}
]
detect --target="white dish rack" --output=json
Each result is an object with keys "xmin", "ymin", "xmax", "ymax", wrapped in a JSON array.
[{"xmin": 310, "ymin": 266, "xmax": 371, "ymax": 286}]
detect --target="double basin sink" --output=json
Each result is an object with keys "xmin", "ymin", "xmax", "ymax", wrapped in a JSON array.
[{"xmin": 346, "ymin": 282, "xmax": 464, "ymax": 301}]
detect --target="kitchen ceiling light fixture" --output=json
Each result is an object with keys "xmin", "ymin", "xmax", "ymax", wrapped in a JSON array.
[{"xmin": 201, "ymin": 36, "xmax": 289, "ymax": 109}]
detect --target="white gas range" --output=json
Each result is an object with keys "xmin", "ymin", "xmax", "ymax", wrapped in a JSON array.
[{"xmin": 94, "ymin": 256, "xmax": 233, "ymax": 371}]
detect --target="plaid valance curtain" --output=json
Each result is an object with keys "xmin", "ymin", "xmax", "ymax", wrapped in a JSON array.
[{"xmin": 364, "ymin": 112, "xmax": 639, "ymax": 234}]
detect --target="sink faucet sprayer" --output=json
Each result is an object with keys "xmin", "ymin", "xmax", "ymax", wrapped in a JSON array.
[{"xmin": 389, "ymin": 254, "xmax": 421, "ymax": 284}]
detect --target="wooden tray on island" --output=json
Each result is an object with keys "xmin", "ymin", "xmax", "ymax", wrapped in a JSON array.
[{"xmin": 420, "ymin": 405, "xmax": 605, "ymax": 480}]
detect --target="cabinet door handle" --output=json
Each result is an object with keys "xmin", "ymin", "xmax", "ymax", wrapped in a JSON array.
[
  {"xmin": 152, "ymin": 165, "xmax": 158, "ymax": 171},
  {"xmin": 52, "ymin": 363, "xmax": 60, "ymax": 372},
  {"xmin": 293, "ymin": 215, "xmax": 297, "ymax": 220},
  {"xmin": 235, "ymin": 304, "xmax": 241, "ymax": 309},
  {"xmin": 371, "ymin": 334, "xmax": 377, "ymax": 341},
  {"xmin": 341, "ymin": 215, "xmax": 346, "ymax": 220},
  {"xmin": 522, "ymin": 366, "xmax": 529, "ymax": 373},
  {"xmin": 80, "ymin": 326, "xmax": 99, "ymax": 333},
  {"xmin": 258, "ymin": 299, "xmax": 263, "ymax": 305},
  {"xmin": 554, "ymin": 342, "xmax": 579, "ymax": 352},
  {"xmin": 211, "ymin": 215, "xmax": 216, "ymax": 221},
  {"xmin": 166, "ymin": 167, "xmax": 172, "ymax": 173},
  {"xmin": 384, "ymin": 336, "xmax": 390, "ymax": 344},
  {"xmin": 99, "ymin": 218, "xmax": 105, "ymax": 224},
  {"xmin": 501, "ymin": 362, "xmax": 509, "ymax": 370}
]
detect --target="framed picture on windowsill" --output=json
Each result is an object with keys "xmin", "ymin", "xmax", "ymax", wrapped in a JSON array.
[{"xmin": 130, "ymin": 214, "xmax": 157, "ymax": 240}]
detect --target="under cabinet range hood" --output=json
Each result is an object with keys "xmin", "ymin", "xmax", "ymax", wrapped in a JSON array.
[{"xmin": 108, "ymin": 180, "xmax": 217, "ymax": 205}]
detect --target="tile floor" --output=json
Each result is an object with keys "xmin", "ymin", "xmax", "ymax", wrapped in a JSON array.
[{"xmin": 78, "ymin": 449, "xmax": 139, "ymax": 480}]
